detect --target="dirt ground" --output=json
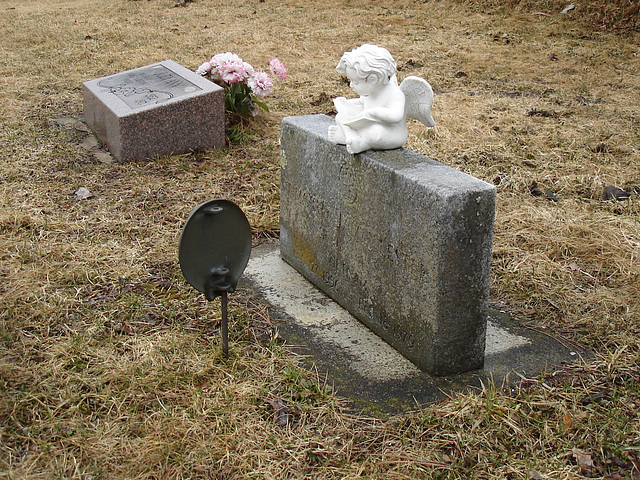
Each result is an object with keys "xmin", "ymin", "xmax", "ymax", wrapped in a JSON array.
[{"xmin": 1, "ymin": 0, "xmax": 639, "ymax": 478}]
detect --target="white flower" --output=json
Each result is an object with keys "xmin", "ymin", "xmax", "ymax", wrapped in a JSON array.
[
  {"xmin": 196, "ymin": 61, "xmax": 212, "ymax": 75},
  {"xmin": 243, "ymin": 61, "xmax": 255, "ymax": 78},
  {"xmin": 248, "ymin": 71, "xmax": 274, "ymax": 97}
]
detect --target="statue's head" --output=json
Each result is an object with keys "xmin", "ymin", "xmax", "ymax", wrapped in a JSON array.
[{"xmin": 336, "ymin": 44, "xmax": 397, "ymax": 86}]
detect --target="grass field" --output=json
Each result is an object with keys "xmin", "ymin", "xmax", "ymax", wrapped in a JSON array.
[{"xmin": 1, "ymin": 0, "xmax": 639, "ymax": 478}]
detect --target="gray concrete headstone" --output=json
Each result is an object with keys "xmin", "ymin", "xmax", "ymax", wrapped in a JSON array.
[
  {"xmin": 83, "ymin": 60, "xmax": 225, "ymax": 162},
  {"xmin": 280, "ymin": 114, "xmax": 496, "ymax": 376}
]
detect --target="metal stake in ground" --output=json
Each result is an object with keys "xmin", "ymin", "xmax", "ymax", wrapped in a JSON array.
[
  {"xmin": 178, "ymin": 199, "xmax": 252, "ymax": 357},
  {"xmin": 221, "ymin": 291, "xmax": 229, "ymax": 357}
]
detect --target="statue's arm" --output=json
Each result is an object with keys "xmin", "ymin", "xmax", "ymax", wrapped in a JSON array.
[{"xmin": 365, "ymin": 98, "xmax": 405, "ymax": 124}]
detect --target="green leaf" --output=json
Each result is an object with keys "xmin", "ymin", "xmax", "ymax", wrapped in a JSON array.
[{"xmin": 253, "ymin": 99, "xmax": 269, "ymax": 112}]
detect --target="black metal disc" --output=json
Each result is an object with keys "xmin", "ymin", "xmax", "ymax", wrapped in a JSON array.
[{"xmin": 179, "ymin": 199, "xmax": 252, "ymax": 301}]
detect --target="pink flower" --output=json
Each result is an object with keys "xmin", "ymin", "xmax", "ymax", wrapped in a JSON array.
[
  {"xmin": 269, "ymin": 58, "xmax": 287, "ymax": 82},
  {"xmin": 210, "ymin": 52, "xmax": 243, "ymax": 68},
  {"xmin": 219, "ymin": 61, "xmax": 248, "ymax": 84},
  {"xmin": 207, "ymin": 53, "xmax": 248, "ymax": 83},
  {"xmin": 248, "ymin": 71, "xmax": 274, "ymax": 97},
  {"xmin": 194, "ymin": 51, "xmax": 284, "ymax": 117}
]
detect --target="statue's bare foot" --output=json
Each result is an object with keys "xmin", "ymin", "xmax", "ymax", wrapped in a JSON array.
[
  {"xmin": 346, "ymin": 136, "xmax": 369, "ymax": 154},
  {"xmin": 328, "ymin": 125, "xmax": 346, "ymax": 145}
]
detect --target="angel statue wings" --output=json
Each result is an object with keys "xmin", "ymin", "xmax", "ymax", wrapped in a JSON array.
[{"xmin": 328, "ymin": 44, "xmax": 435, "ymax": 155}]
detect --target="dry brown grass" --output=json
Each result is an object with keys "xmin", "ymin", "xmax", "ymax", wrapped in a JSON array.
[{"xmin": 1, "ymin": 0, "xmax": 639, "ymax": 478}]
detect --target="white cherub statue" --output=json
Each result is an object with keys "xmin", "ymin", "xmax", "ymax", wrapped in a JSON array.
[{"xmin": 328, "ymin": 44, "xmax": 435, "ymax": 155}]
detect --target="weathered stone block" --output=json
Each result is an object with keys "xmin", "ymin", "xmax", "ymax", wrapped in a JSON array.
[
  {"xmin": 280, "ymin": 114, "xmax": 496, "ymax": 376},
  {"xmin": 83, "ymin": 60, "xmax": 224, "ymax": 162}
]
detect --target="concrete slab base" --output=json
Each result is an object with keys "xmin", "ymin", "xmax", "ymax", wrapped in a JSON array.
[{"xmin": 242, "ymin": 243, "xmax": 587, "ymax": 417}]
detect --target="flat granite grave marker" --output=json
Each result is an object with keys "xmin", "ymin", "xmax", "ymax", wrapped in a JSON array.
[
  {"xmin": 280, "ymin": 114, "xmax": 496, "ymax": 376},
  {"xmin": 83, "ymin": 60, "xmax": 225, "ymax": 162}
]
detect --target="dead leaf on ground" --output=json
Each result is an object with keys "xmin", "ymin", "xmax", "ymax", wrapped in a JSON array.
[
  {"xmin": 581, "ymin": 388, "xmax": 610, "ymax": 405},
  {"xmin": 528, "ymin": 470, "xmax": 543, "ymax": 480},
  {"xmin": 529, "ymin": 181, "xmax": 543, "ymax": 197},
  {"xmin": 545, "ymin": 188, "xmax": 558, "ymax": 201},
  {"xmin": 266, "ymin": 397, "xmax": 291, "ymax": 427},
  {"xmin": 603, "ymin": 186, "xmax": 630, "ymax": 201},
  {"xmin": 527, "ymin": 108, "xmax": 557, "ymax": 118},
  {"xmin": 562, "ymin": 412, "xmax": 574, "ymax": 433},
  {"xmin": 624, "ymin": 3, "xmax": 640, "ymax": 18},
  {"xmin": 572, "ymin": 447, "xmax": 595, "ymax": 475}
]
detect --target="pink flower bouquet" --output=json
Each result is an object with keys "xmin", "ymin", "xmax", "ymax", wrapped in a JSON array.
[{"xmin": 196, "ymin": 52, "xmax": 286, "ymax": 125}]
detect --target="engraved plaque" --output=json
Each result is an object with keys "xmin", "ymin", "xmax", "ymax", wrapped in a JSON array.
[{"xmin": 97, "ymin": 64, "xmax": 202, "ymax": 109}]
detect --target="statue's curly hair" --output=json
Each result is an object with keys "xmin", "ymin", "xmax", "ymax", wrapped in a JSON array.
[{"xmin": 336, "ymin": 44, "xmax": 396, "ymax": 85}]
